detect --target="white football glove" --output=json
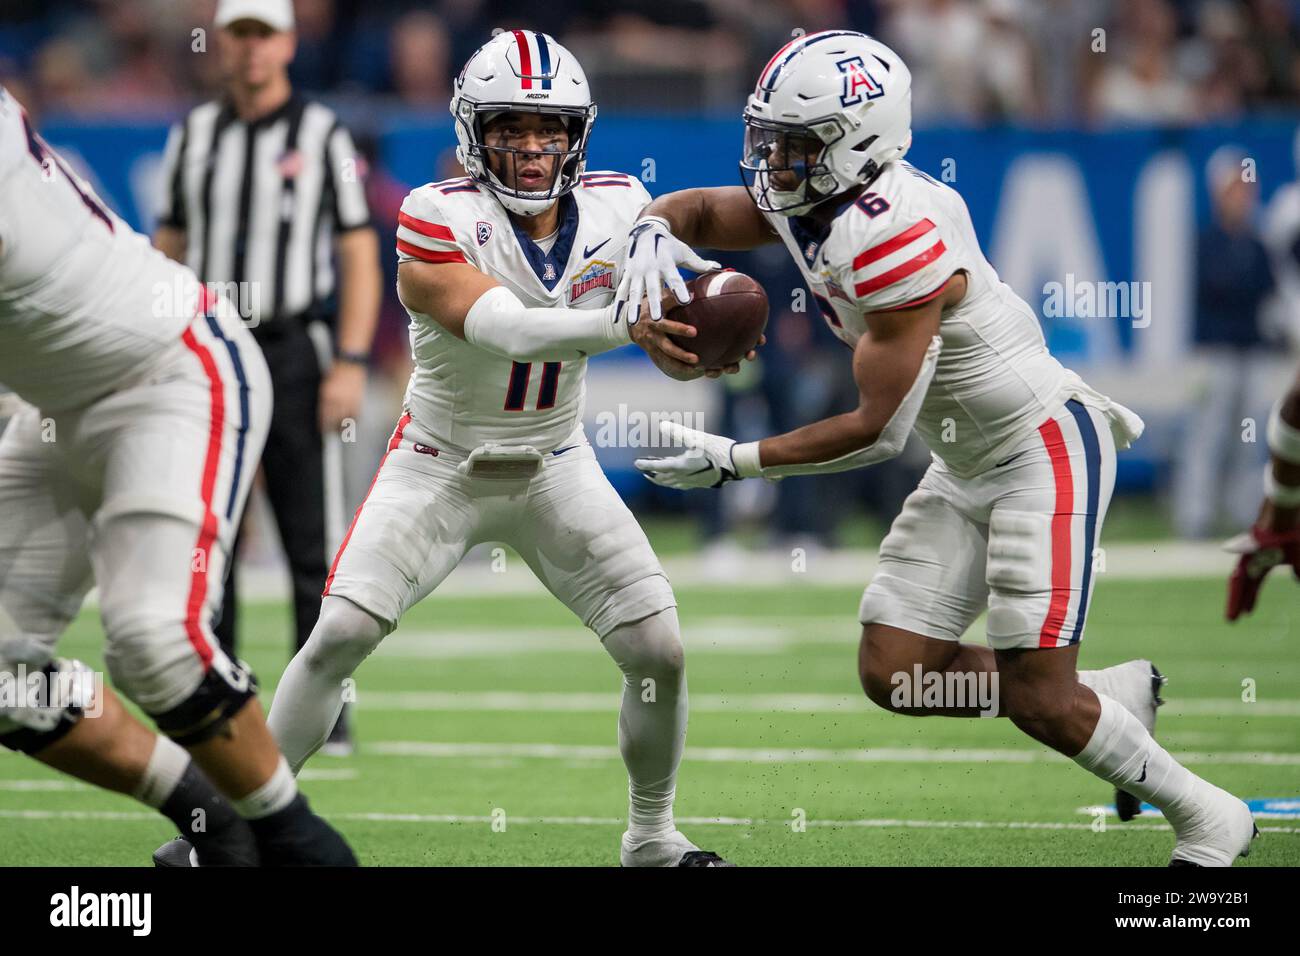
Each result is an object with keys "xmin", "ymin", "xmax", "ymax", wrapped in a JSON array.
[
  {"xmin": 634, "ymin": 421, "xmax": 747, "ymax": 489},
  {"xmin": 615, "ymin": 216, "xmax": 721, "ymax": 325}
]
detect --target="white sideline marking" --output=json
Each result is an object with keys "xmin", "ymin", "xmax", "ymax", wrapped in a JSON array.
[
  {"xmin": 130, "ymin": 539, "xmax": 1247, "ymax": 605},
  {"xmin": 371, "ymin": 623, "xmax": 809, "ymax": 658},
  {"xmin": 298, "ymin": 768, "xmax": 358, "ymax": 781},
  {"xmin": 0, "ymin": 808, "xmax": 1292, "ymax": 835},
  {"xmin": 367, "ymin": 740, "xmax": 1300, "ymax": 766},
  {"xmin": 0, "ymin": 780, "xmax": 85, "ymax": 792},
  {"xmin": 350, "ymin": 689, "xmax": 1300, "ymax": 718}
]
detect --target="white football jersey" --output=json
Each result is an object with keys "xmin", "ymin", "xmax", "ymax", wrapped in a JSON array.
[
  {"xmin": 396, "ymin": 171, "xmax": 650, "ymax": 453},
  {"xmin": 0, "ymin": 86, "xmax": 199, "ymax": 413},
  {"xmin": 765, "ymin": 159, "xmax": 1073, "ymax": 478}
]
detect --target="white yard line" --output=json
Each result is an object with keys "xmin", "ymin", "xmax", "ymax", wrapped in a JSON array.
[
  {"xmin": 344, "ymin": 689, "xmax": 1300, "ymax": 718},
  {"xmin": 0, "ymin": 807, "xmax": 1292, "ymax": 835},
  {"xmin": 365, "ymin": 740, "xmax": 1300, "ymax": 766},
  {"xmin": 76, "ymin": 540, "xmax": 1254, "ymax": 606}
]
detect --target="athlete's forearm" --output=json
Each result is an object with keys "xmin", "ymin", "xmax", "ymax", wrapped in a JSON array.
[
  {"xmin": 641, "ymin": 186, "xmax": 776, "ymax": 251},
  {"xmin": 751, "ymin": 411, "xmax": 881, "ymax": 472},
  {"xmin": 463, "ymin": 286, "xmax": 631, "ymax": 363},
  {"xmin": 733, "ymin": 334, "xmax": 942, "ymax": 479}
]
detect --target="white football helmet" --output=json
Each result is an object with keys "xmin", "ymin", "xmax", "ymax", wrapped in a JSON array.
[
  {"xmin": 451, "ymin": 30, "xmax": 597, "ymax": 217},
  {"xmin": 741, "ymin": 31, "xmax": 912, "ymax": 216}
]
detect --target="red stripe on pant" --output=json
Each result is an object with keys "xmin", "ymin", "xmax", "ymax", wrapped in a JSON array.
[
  {"xmin": 1038, "ymin": 417, "xmax": 1075, "ymax": 648},
  {"xmin": 323, "ymin": 412, "xmax": 412, "ymax": 596},
  {"xmin": 180, "ymin": 326, "xmax": 225, "ymax": 667}
]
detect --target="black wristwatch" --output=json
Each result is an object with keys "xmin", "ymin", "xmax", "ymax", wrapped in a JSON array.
[{"xmin": 336, "ymin": 350, "xmax": 370, "ymax": 367}]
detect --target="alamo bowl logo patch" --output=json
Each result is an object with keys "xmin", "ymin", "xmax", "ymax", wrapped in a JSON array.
[
  {"xmin": 837, "ymin": 55, "xmax": 883, "ymax": 107},
  {"xmin": 569, "ymin": 260, "xmax": 615, "ymax": 303},
  {"xmin": 476, "ymin": 221, "xmax": 493, "ymax": 246}
]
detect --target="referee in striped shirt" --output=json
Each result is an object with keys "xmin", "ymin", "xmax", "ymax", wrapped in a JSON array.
[{"xmin": 154, "ymin": 0, "xmax": 381, "ymax": 754}]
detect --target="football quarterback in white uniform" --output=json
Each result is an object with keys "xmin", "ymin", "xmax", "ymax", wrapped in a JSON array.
[
  {"xmin": 266, "ymin": 31, "xmax": 734, "ymax": 866},
  {"xmin": 625, "ymin": 31, "xmax": 1256, "ymax": 866},
  {"xmin": 0, "ymin": 85, "xmax": 355, "ymax": 864}
]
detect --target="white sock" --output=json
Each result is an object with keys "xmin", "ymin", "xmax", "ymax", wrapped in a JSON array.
[
  {"xmin": 603, "ymin": 609, "xmax": 687, "ymax": 844},
  {"xmin": 131, "ymin": 735, "xmax": 191, "ymax": 809},
  {"xmin": 231, "ymin": 756, "xmax": 297, "ymax": 820},
  {"xmin": 1074, "ymin": 692, "xmax": 1201, "ymax": 826},
  {"xmin": 267, "ymin": 596, "xmax": 386, "ymax": 774}
]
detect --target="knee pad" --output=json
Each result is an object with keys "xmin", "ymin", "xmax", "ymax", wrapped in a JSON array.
[
  {"xmin": 149, "ymin": 653, "xmax": 258, "ymax": 747},
  {"xmin": 0, "ymin": 657, "xmax": 97, "ymax": 755}
]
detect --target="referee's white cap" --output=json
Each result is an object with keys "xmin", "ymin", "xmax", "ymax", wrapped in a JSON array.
[{"xmin": 215, "ymin": 0, "xmax": 296, "ymax": 32}]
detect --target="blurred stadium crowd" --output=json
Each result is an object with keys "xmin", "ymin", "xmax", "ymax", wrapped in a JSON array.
[
  {"xmin": 2, "ymin": 0, "xmax": 1299, "ymax": 555},
  {"xmin": 3, "ymin": 0, "xmax": 1299, "ymax": 123}
]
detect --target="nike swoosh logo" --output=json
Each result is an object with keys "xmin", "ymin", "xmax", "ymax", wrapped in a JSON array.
[
  {"xmin": 583, "ymin": 238, "xmax": 610, "ymax": 258},
  {"xmin": 1137, "ymin": 759, "xmax": 1148, "ymax": 784},
  {"xmin": 551, "ymin": 445, "xmax": 579, "ymax": 457}
]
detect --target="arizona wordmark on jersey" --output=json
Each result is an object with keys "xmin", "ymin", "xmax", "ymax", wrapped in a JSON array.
[
  {"xmin": 0, "ymin": 86, "xmax": 200, "ymax": 412},
  {"xmin": 766, "ymin": 159, "xmax": 1086, "ymax": 478},
  {"xmin": 396, "ymin": 171, "xmax": 650, "ymax": 454}
]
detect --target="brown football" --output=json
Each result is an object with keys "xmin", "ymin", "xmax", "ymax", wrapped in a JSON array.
[{"xmin": 665, "ymin": 270, "xmax": 769, "ymax": 368}]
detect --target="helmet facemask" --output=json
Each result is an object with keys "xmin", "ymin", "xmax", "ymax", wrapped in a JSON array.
[
  {"xmin": 740, "ymin": 113, "xmax": 846, "ymax": 217},
  {"xmin": 456, "ymin": 101, "xmax": 595, "ymax": 217}
]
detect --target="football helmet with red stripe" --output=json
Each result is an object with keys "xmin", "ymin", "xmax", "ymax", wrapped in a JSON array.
[
  {"xmin": 742, "ymin": 31, "xmax": 912, "ymax": 216},
  {"xmin": 452, "ymin": 30, "xmax": 596, "ymax": 217}
]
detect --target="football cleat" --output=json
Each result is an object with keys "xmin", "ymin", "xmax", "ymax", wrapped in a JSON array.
[
  {"xmin": 1168, "ymin": 788, "xmax": 1257, "ymax": 867},
  {"xmin": 1115, "ymin": 662, "xmax": 1166, "ymax": 821},
  {"xmin": 620, "ymin": 829, "xmax": 735, "ymax": 867},
  {"xmin": 152, "ymin": 836, "xmax": 198, "ymax": 868},
  {"xmin": 1079, "ymin": 660, "xmax": 1165, "ymax": 821}
]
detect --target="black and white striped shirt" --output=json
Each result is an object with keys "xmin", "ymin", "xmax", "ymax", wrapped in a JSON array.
[{"xmin": 157, "ymin": 96, "xmax": 370, "ymax": 326}]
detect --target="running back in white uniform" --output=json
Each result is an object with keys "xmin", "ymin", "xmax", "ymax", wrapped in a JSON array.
[
  {"xmin": 767, "ymin": 160, "xmax": 1144, "ymax": 650},
  {"xmin": 396, "ymin": 171, "xmax": 649, "ymax": 453},
  {"xmin": 765, "ymin": 159, "xmax": 1094, "ymax": 480},
  {"xmin": 0, "ymin": 86, "xmax": 271, "ymax": 738}
]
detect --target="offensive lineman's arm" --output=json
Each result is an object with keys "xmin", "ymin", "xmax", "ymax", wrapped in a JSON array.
[
  {"xmin": 397, "ymin": 259, "xmax": 700, "ymax": 367},
  {"xmin": 634, "ymin": 275, "xmax": 962, "ymax": 489}
]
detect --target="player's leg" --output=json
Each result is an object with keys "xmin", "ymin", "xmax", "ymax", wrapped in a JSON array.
[
  {"xmin": 94, "ymin": 311, "xmax": 354, "ymax": 865},
  {"xmin": 858, "ymin": 451, "xmax": 1165, "ymax": 722},
  {"xmin": 858, "ymin": 465, "xmax": 1003, "ymax": 715},
  {"xmin": 511, "ymin": 445, "xmax": 728, "ymax": 866},
  {"xmin": 0, "ymin": 409, "xmax": 257, "ymax": 865},
  {"xmin": 258, "ymin": 349, "xmax": 356, "ymax": 752},
  {"xmin": 268, "ymin": 418, "xmax": 476, "ymax": 772},
  {"xmin": 989, "ymin": 400, "xmax": 1253, "ymax": 865}
]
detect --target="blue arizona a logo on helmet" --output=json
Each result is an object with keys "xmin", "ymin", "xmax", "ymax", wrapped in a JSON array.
[{"xmin": 837, "ymin": 56, "xmax": 883, "ymax": 107}]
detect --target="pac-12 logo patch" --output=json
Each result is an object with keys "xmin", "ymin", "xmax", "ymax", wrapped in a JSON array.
[
  {"xmin": 476, "ymin": 221, "xmax": 493, "ymax": 246},
  {"xmin": 569, "ymin": 260, "xmax": 615, "ymax": 303},
  {"xmin": 836, "ymin": 56, "xmax": 883, "ymax": 107}
]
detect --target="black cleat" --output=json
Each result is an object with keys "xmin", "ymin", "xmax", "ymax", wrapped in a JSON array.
[
  {"xmin": 678, "ymin": 850, "xmax": 735, "ymax": 867},
  {"xmin": 1117, "ymin": 664, "xmax": 1166, "ymax": 822},
  {"xmin": 153, "ymin": 836, "xmax": 198, "ymax": 868},
  {"xmin": 247, "ymin": 793, "xmax": 358, "ymax": 866}
]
